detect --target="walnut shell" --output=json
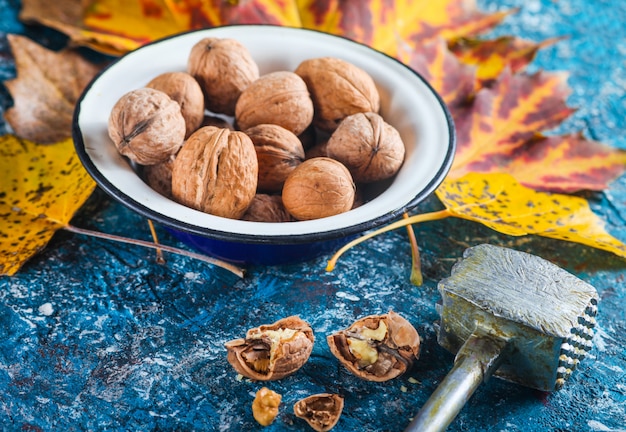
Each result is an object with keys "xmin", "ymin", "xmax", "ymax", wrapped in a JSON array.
[
  {"xmin": 108, "ymin": 88, "xmax": 185, "ymax": 165},
  {"xmin": 224, "ymin": 316, "xmax": 315, "ymax": 381},
  {"xmin": 327, "ymin": 311, "xmax": 420, "ymax": 382},
  {"xmin": 143, "ymin": 157, "xmax": 174, "ymax": 198},
  {"xmin": 282, "ymin": 157, "xmax": 355, "ymax": 221},
  {"xmin": 326, "ymin": 112, "xmax": 405, "ymax": 183},
  {"xmin": 235, "ymin": 71, "xmax": 314, "ymax": 135},
  {"xmin": 187, "ymin": 37, "xmax": 259, "ymax": 115},
  {"xmin": 245, "ymin": 124, "xmax": 305, "ymax": 193},
  {"xmin": 171, "ymin": 126, "xmax": 258, "ymax": 219},
  {"xmin": 146, "ymin": 71, "xmax": 205, "ymax": 138},
  {"xmin": 295, "ymin": 57, "xmax": 380, "ymax": 132},
  {"xmin": 293, "ymin": 394, "xmax": 344, "ymax": 432},
  {"xmin": 242, "ymin": 194, "xmax": 295, "ymax": 222}
]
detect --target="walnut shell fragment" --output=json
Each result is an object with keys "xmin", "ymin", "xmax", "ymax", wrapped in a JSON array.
[
  {"xmin": 282, "ymin": 157, "xmax": 355, "ymax": 221},
  {"xmin": 245, "ymin": 124, "xmax": 305, "ymax": 193},
  {"xmin": 108, "ymin": 88, "xmax": 185, "ymax": 165},
  {"xmin": 225, "ymin": 316, "xmax": 314, "ymax": 381},
  {"xmin": 187, "ymin": 37, "xmax": 259, "ymax": 115},
  {"xmin": 252, "ymin": 387, "xmax": 282, "ymax": 427},
  {"xmin": 294, "ymin": 393, "xmax": 344, "ymax": 432},
  {"xmin": 146, "ymin": 71, "xmax": 205, "ymax": 138},
  {"xmin": 236, "ymin": 71, "xmax": 314, "ymax": 135},
  {"xmin": 326, "ymin": 112, "xmax": 405, "ymax": 183},
  {"xmin": 171, "ymin": 126, "xmax": 258, "ymax": 219},
  {"xmin": 295, "ymin": 57, "xmax": 380, "ymax": 132},
  {"xmin": 327, "ymin": 311, "xmax": 420, "ymax": 382}
]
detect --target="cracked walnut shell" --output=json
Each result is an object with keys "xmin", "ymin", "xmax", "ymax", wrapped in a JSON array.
[
  {"xmin": 225, "ymin": 316, "xmax": 314, "ymax": 381},
  {"xmin": 294, "ymin": 393, "xmax": 344, "ymax": 432},
  {"xmin": 187, "ymin": 37, "xmax": 259, "ymax": 116},
  {"xmin": 326, "ymin": 112, "xmax": 405, "ymax": 183},
  {"xmin": 295, "ymin": 57, "xmax": 380, "ymax": 132},
  {"xmin": 108, "ymin": 88, "xmax": 185, "ymax": 165},
  {"xmin": 327, "ymin": 311, "xmax": 420, "ymax": 382},
  {"xmin": 282, "ymin": 157, "xmax": 355, "ymax": 221},
  {"xmin": 171, "ymin": 126, "xmax": 258, "ymax": 219}
]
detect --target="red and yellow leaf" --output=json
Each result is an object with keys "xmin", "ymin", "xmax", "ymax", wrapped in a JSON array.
[
  {"xmin": 0, "ymin": 136, "xmax": 96, "ymax": 276},
  {"xmin": 436, "ymin": 172, "xmax": 626, "ymax": 258},
  {"xmin": 449, "ymin": 35, "xmax": 562, "ymax": 86}
]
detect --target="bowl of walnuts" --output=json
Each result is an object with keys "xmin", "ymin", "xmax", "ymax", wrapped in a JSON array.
[{"xmin": 73, "ymin": 25, "xmax": 455, "ymax": 266}]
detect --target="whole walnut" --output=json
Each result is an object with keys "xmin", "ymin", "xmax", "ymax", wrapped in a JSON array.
[
  {"xmin": 235, "ymin": 71, "xmax": 314, "ymax": 136},
  {"xmin": 282, "ymin": 157, "xmax": 355, "ymax": 221},
  {"xmin": 245, "ymin": 124, "xmax": 305, "ymax": 193},
  {"xmin": 143, "ymin": 157, "xmax": 175, "ymax": 198},
  {"xmin": 108, "ymin": 88, "xmax": 185, "ymax": 165},
  {"xmin": 146, "ymin": 71, "xmax": 205, "ymax": 138},
  {"xmin": 187, "ymin": 37, "xmax": 259, "ymax": 116},
  {"xmin": 326, "ymin": 112, "xmax": 405, "ymax": 183},
  {"xmin": 242, "ymin": 194, "xmax": 295, "ymax": 222},
  {"xmin": 171, "ymin": 126, "xmax": 258, "ymax": 219},
  {"xmin": 295, "ymin": 57, "xmax": 380, "ymax": 132}
]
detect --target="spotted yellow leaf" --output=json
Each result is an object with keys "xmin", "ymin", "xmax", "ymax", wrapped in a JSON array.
[
  {"xmin": 0, "ymin": 135, "xmax": 96, "ymax": 275},
  {"xmin": 436, "ymin": 172, "xmax": 626, "ymax": 257}
]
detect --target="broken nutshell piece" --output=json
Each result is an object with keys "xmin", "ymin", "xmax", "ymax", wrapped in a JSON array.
[
  {"xmin": 225, "ymin": 316, "xmax": 314, "ymax": 381},
  {"xmin": 252, "ymin": 387, "xmax": 282, "ymax": 426},
  {"xmin": 293, "ymin": 393, "xmax": 344, "ymax": 432},
  {"xmin": 327, "ymin": 311, "xmax": 420, "ymax": 382}
]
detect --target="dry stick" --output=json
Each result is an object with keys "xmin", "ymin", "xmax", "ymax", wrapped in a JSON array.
[
  {"xmin": 403, "ymin": 212, "xmax": 423, "ymax": 286},
  {"xmin": 63, "ymin": 224, "xmax": 246, "ymax": 278},
  {"xmin": 147, "ymin": 219, "xmax": 166, "ymax": 264},
  {"xmin": 326, "ymin": 209, "xmax": 452, "ymax": 272}
]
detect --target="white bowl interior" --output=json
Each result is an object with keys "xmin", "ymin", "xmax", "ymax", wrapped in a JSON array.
[{"xmin": 76, "ymin": 25, "xmax": 453, "ymax": 238}]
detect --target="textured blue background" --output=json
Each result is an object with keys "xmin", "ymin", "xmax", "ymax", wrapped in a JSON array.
[{"xmin": 1, "ymin": 1, "xmax": 626, "ymax": 431}]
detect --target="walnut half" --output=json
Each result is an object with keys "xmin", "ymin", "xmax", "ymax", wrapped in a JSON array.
[
  {"xmin": 225, "ymin": 316, "xmax": 314, "ymax": 381},
  {"xmin": 294, "ymin": 393, "xmax": 344, "ymax": 432},
  {"xmin": 327, "ymin": 311, "xmax": 420, "ymax": 382}
]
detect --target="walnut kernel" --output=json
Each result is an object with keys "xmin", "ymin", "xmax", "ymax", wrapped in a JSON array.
[{"xmin": 252, "ymin": 387, "xmax": 281, "ymax": 427}]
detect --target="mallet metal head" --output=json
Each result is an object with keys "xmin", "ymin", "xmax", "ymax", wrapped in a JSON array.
[{"xmin": 406, "ymin": 244, "xmax": 598, "ymax": 432}]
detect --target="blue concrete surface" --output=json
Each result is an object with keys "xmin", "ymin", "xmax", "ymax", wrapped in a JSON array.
[{"xmin": 1, "ymin": 1, "xmax": 626, "ymax": 431}]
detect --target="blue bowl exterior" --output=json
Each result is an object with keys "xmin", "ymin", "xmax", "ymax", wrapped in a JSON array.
[{"xmin": 165, "ymin": 227, "xmax": 357, "ymax": 266}]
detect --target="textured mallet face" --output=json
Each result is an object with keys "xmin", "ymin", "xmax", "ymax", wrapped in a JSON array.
[{"xmin": 437, "ymin": 244, "xmax": 598, "ymax": 391}]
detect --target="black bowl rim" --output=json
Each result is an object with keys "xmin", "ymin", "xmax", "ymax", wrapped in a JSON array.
[{"xmin": 72, "ymin": 24, "xmax": 456, "ymax": 246}]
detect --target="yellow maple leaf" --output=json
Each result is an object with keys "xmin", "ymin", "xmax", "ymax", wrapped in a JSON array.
[{"xmin": 0, "ymin": 135, "xmax": 96, "ymax": 275}]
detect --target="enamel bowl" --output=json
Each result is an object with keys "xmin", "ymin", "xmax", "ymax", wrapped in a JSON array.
[{"xmin": 73, "ymin": 25, "xmax": 455, "ymax": 266}]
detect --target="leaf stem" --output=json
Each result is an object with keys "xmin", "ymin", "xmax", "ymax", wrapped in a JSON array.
[
  {"xmin": 63, "ymin": 224, "xmax": 246, "ymax": 278},
  {"xmin": 403, "ymin": 212, "xmax": 423, "ymax": 286},
  {"xmin": 326, "ymin": 209, "xmax": 452, "ymax": 272}
]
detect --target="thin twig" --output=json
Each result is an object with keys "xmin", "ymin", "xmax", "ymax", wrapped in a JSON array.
[
  {"xmin": 326, "ymin": 209, "xmax": 452, "ymax": 272},
  {"xmin": 403, "ymin": 212, "xmax": 423, "ymax": 286},
  {"xmin": 63, "ymin": 224, "xmax": 245, "ymax": 278},
  {"xmin": 147, "ymin": 219, "xmax": 166, "ymax": 264}
]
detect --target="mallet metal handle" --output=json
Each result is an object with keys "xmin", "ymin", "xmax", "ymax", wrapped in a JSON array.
[{"xmin": 405, "ymin": 332, "xmax": 508, "ymax": 432}]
